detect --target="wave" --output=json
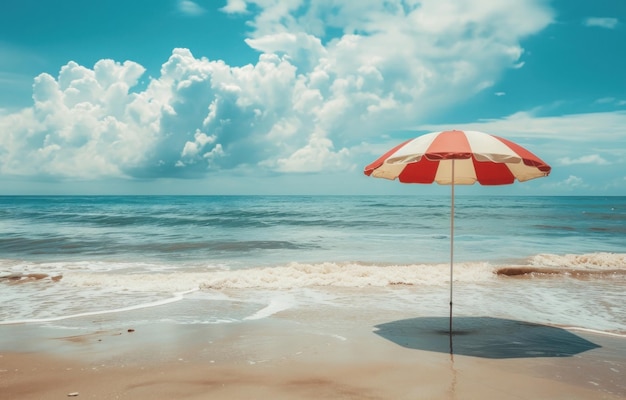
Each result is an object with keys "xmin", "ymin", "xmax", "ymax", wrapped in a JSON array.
[
  {"xmin": 3, "ymin": 252, "xmax": 624, "ymax": 292},
  {"xmin": 496, "ymin": 253, "xmax": 626, "ymax": 278},
  {"xmin": 0, "ymin": 237, "xmax": 316, "ymax": 256},
  {"xmin": 199, "ymin": 261, "xmax": 478, "ymax": 289},
  {"xmin": 2, "ymin": 261, "xmax": 476, "ymax": 290},
  {"xmin": 198, "ymin": 255, "xmax": 626, "ymax": 288},
  {"xmin": 2, "ymin": 253, "xmax": 625, "ymax": 333},
  {"xmin": 4, "ymin": 208, "xmax": 397, "ymax": 230},
  {"xmin": 528, "ymin": 252, "xmax": 626, "ymax": 268},
  {"xmin": 0, "ymin": 260, "xmax": 493, "ymax": 290}
]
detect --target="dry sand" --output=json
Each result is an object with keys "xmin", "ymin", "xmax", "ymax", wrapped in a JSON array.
[{"xmin": 1, "ymin": 312, "xmax": 624, "ymax": 400}]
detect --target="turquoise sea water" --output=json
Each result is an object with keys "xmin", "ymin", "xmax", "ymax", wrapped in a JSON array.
[{"xmin": 1, "ymin": 195, "xmax": 625, "ymax": 333}]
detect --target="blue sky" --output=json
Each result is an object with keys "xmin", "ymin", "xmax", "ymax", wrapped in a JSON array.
[{"xmin": 0, "ymin": 0, "xmax": 624, "ymax": 195}]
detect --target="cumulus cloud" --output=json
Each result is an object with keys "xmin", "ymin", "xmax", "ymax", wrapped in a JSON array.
[
  {"xmin": 221, "ymin": 0, "xmax": 247, "ymax": 14},
  {"xmin": 0, "ymin": 59, "xmax": 149, "ymax": 178},
  {"xmin": 542, "ymin": 175, "xmax": 589, "ymax": 192},
  {"xmin": 558, "ymin": 175, "xmax": 587, "ymax": 189},
  {"xmin": 178, "ymin": 0, "xmax": 206, "ymax": 16},
  {"xmin": 583, "ymin": 17, "xmax": 619, "ymax": 29},
  {"xmin": 0, "ymin": 0, "xmax": 555, "ymax": 180},
  {"xmin": 558, "ymin": 154, "xmax": 609, "ymax": 166}
]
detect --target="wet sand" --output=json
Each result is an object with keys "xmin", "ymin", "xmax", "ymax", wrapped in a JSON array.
[{"xmin": 1, "ymin": 309, "xmax": 625, "ymax": 400}]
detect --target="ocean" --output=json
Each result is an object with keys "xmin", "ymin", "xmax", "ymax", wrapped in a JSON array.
[{"xmin": 1, "ymin": 195, "xmax": 625, "ymax": 334}]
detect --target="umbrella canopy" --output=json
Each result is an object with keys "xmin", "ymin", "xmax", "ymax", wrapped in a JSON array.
[
  {"xmin": 364, "ymin": 130, "xmax": 551, "ymax": 335},
  {"xmin": 364, "ymin": 130, "xmax": 551, "ymax": 184}
]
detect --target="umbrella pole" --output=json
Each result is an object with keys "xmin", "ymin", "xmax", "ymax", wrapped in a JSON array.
[{"xmin": 449, "ymin": 159, "xmax": 455, "ymax": 336}]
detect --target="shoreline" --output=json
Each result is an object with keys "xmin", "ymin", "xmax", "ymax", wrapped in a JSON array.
[{"xmin": 2, "ymin": 309, "xmax": 625, "ymax": 399}]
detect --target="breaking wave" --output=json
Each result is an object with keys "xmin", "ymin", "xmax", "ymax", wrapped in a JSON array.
[
  {"xmin": 496, "ymin": 253, "xmax": 626, "ymax": 278},
  {"xmin": 3, "ymin": 252, "xmax": 624, "ymax": 292}
]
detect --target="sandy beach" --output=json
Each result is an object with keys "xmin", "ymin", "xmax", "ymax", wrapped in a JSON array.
[{"xmin": 2, "ymin": 302, "xmax": 624, "ymax": 400}]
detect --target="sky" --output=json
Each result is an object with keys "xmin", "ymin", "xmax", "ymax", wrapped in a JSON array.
[{"xmin": 0, "ymin": 0, "xmax": 624, "ymax": 196}]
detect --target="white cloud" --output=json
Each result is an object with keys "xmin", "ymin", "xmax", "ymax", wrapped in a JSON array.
[
  {"xmin": 541, "ymin": 175, "xmax": 589, "ymax": 192},
  {"xmin": 583, "ymin": 17, "xmax": 619, "ymax": 29},
  {"xmin": 272, "ymin": 134, "xmax": 351, "ymax": 173},
  {"xmin": 0, "ymin": 1, "xmax": 555, "ymax": 181},
  {"xmin": 561, "ymin": 175, "xmax": 586, "ymax": 188},
  {"xmin": 558, "ymin": 154, "xmax": 610, "ymax": 166},
  {"xmin": 178, "ymin": 0, "xmax": 206, "ymax": 16},
  {"xmin": 418, "ymin": 110, "xmax": 626, "ymax": 141},
  {"xmin": 0, "ymin": 59, "xmax": 150, "ymax": 179},
  {"xmin": 181, "ymin": 130, "xmax": 217, "ymax": 159},
  {"xmin": 494, "ymin": 92, "xmax": 506, "ymax": 96},
  {"xmin": 594, "ymin": 97, "xmax": 626, "ymax": 106},
  {"xmin": 221, "ymin": 0, "xmax": 247, "ymax": 14},
  {"xmin": 595, "ymin": 97, "xmax": 615, "ymax": 104}
]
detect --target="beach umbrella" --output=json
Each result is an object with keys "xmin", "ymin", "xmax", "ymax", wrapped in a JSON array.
[{"xmin": 364, "ymin": 130, "xmax": 551, "ymax": 334}]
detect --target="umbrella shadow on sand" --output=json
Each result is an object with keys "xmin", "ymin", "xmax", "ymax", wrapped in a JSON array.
[{"xmin": 373, "ymin": 317, "xmax": 600, "ymax": 359}]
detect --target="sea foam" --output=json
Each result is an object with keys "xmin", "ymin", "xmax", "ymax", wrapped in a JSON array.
[{"xmin": 529, "ymin": 252, "xmax": 626, "ymax": 269}]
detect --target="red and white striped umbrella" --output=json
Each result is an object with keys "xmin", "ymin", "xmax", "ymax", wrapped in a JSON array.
[
  {"xmin": 364, "ymin": 130, "xmax": 551, "ymax": 184},
  {"xmin": 364, "ymin": 130, "xmax": 551, "ymax": 335}
]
